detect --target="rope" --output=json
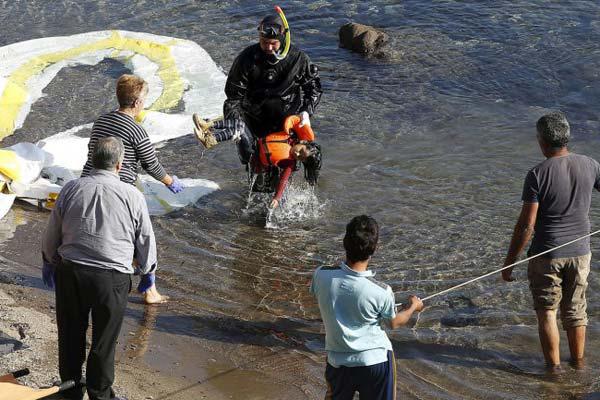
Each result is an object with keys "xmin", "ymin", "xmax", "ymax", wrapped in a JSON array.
[{"xmin": 395, "ymin": 229, "xmax": 600, "ymax": 307}]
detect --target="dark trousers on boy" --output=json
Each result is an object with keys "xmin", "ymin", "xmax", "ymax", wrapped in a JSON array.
[
  {"xmin": 325, "ymin": 350, "xmax": 397, "ymax": 400},
  {"xmin": 55, "ymin": 260, "xmax": 131, "ymax": 400}
]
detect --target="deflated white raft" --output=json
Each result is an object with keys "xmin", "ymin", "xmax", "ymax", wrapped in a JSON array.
[
  {"xmin": 1, "ymin": 141, "xmax": 220, "ymax": 217},
  {"xmin": 0, "ymin": 193, "xmax": 15, "ymax": 221},
  {"xmin": 0, "ymin": 30, "xmax": 227, "ymax": 219}
]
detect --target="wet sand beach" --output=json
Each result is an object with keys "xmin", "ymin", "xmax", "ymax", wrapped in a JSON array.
[
  {"xmin": 0, "ymin": 211, "xmax": 323, "ymax": 399},
  {"xmin": 2, "ymin": 1, "xmax": 600, "ymax": 399},
  {"xmin": 2, "ymin": 206, "xmax": 600, "ymax": 399}
]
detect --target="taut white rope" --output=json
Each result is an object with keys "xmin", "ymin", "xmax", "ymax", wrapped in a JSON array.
[{"xmin": 396, "ymin": 229, "xmax": 600, "ymax": 307}]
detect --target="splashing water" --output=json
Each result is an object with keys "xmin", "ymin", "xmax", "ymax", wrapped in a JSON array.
[
  {"xmin": 266, "ymin": 181, "xmax": 326, "ymax": 229},
  {"xmin": 244, "ymin": 173, "xmax": 259, "ymax": 210},
  {"xmin": 240, "ymin": 172, "xmax": 326, "ymax": 228}
]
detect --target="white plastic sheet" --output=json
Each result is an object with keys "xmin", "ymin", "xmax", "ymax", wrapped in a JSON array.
[{"xmin": 0, "ymin": 31, "xmax": 227, "ymax": 218}]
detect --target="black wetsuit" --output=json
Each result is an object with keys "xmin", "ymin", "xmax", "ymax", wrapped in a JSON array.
[{"xmin": 222, "ymin": 43, "xmax": 322, "ymax": 163}]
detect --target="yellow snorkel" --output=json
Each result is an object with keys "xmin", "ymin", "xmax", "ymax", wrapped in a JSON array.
[{"xmin": 274, "ymin": 6, "xmax": 291, "ymax": 61}]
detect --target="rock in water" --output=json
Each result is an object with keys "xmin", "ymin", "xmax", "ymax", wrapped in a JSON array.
[{"xmin": 339, "ymin": 23, "xmax": 389, "ymax": 56}]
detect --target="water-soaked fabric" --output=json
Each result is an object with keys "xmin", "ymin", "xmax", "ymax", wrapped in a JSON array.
[
  {"xmin": 223, "ymin": 43, "xmax": 322, "ymax": 137},
  {"xmin": 527, "ymin": 253, "xmax": 590, "ymax": 328}
]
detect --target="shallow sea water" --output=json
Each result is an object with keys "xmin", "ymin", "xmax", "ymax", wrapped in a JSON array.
[{"xmin": 1, "ymin": 1, "xmax": 600, "ymax": 398}]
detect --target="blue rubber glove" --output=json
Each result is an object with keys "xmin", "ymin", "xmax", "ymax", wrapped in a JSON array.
[
  {"xmin": 137, "ymin": 273, "xmax": 155, "ymax": 293},
  {"xmin": 167, "ymin": 175, "xmax": 184, "ymax": 194},
  {"xmin": 42, "ymin": 262, "xmax": 56, "ymax": 289}
]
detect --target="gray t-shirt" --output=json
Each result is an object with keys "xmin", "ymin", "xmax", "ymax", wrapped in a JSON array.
[{"xmin": 522, "ymin": 153, "xmax": 600, "ymax": 258}]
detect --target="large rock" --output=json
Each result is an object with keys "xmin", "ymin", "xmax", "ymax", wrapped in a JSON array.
[{"xmin": 339, "ymin": 23, "xmax": 389, "ymax": 56}]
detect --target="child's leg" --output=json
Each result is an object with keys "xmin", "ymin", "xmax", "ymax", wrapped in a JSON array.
[
  {"xmin": 211, "ymin": 118, "xmax": 235, "ymax": 142},
  {"xmin": 212, "ymin": 118, "xmax": 249, "ymax": 143},
  {"xmin": 194, "ymin": 117, "xmax": 243, "ymax": 150}
]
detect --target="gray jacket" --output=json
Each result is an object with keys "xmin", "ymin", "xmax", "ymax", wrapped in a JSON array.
[{"xmin": 42, "ymin": 169, "xmax": 157, "ymax": 274}]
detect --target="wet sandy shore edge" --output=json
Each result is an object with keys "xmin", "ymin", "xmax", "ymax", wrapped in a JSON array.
[{"xmin": 0, "ymin": 223, "xmax": 325, "ymax": 400}]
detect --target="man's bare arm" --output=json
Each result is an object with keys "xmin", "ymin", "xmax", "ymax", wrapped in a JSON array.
[{"xmin": 502, "ymin": 202, "xmax": 539, "ymax": 281}]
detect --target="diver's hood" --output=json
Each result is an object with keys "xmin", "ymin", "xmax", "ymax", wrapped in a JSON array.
[
  {"xmin": 258, "ymin": 10, "xmax": 291, "ymax": 65},
  {"xmin": 258, "ymin": 14, "xmax": 285, "ymax": 42}
]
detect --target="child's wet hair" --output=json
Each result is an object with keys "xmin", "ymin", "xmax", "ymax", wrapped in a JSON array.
[{"xmin": 302, "ymin": 142, "xmax": 322, "ymax": 185}]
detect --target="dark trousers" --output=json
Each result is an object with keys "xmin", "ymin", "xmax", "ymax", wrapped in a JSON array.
[
  {"xmin": 325, "ymin": 351, "xmax": 397, "ymax": 400},
  {"xmin": 55, "ymin": 260, "xmax": 131, "ymax": 400}
]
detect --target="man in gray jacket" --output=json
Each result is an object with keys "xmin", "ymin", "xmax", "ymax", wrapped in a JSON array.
[{"xmin": 42, "ymin": 136, "xmax": 156, "ymax": 400}]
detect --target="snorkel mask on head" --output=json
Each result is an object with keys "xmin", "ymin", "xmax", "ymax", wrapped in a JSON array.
[{"xmin": 257, "ymin": 6, "xmax": 291, "ymax": 64}]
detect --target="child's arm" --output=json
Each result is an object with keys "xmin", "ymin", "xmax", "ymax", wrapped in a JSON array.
[
  {"xmin": 387, "ymin": 295, "xmax": 424, "ymax": 329},
  {"xmin": 270, "ymin": 162, "xmax": 295, "ymax": 208}
]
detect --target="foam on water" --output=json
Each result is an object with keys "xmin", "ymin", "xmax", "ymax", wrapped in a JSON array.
[
  {"xmin": 266, "ymin": 183, "xmax": 325, "ymax": 229},
  {"xmin": 240, "ymin": 175, "xmax": 325, "ymax": 229}
]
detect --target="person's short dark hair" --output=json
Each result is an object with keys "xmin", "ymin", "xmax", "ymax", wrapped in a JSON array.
[
  {"xmin": 92, "ymin": 137, "xmax": 124, "ymax": 170},
  {"xmin": 344, "ymin": 215, "xmax": 379, "ymax": 263},
  {"xmin": 536, "ymin": 111, "xmax": 570, "ymax": 148}
]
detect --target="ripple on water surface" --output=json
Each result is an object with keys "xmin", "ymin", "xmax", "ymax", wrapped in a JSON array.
[{"xmin": 2, "ymin": 0, "xmax": 600, "ymax": 398}]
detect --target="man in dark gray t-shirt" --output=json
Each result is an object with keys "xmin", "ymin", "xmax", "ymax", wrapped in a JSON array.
[
  {"xmin": 523, "ymin": 152, "xmax": 600, "ymax": 258},
  {"xmin": 502, "ymin": 111, "xmax": 600, "ymax": 372}
]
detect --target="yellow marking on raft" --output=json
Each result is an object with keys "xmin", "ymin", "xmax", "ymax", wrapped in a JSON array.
[
  {"xmin": 156, "ymin": 196, "xmax": 173, "ymax": 213},
  {"xmin": 0, "ymin": 31, "xmax": 184, "ymax": 140},
  {"xmin": 135, "ymin": 110, "xmax": 148, "ymax": 123},
  {"xmin": 0, "ymin": 149, "xmax": 21, "ymax": 181},
  {"xmin": 135, "ymin": 179, "xmax": 174, "ymax": 213}
]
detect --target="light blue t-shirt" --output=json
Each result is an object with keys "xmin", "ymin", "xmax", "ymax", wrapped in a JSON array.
[{"xmin": 310, "ymin": 262, "xmax": 396, "ymax": 367}]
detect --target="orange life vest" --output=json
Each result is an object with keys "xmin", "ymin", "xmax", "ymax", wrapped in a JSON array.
[
  {"xmin": 282, "ymin": 115, "xmax": 315, "ymax": 141},
  {"xmin": 257, "ymin": 115, "xmax": 316, "ymax": 167},
  {"xmin": 258, "ymin": 132, "xmax": 291, "ymax": 167}
]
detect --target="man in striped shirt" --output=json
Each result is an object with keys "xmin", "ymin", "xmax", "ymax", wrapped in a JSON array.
[{"xmin": 82, "ymin": 74, "xmax": 183, "ymax": 192}]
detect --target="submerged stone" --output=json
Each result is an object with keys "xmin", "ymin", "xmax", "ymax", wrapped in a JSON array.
[{"xmin": 338, "ymin": 23, "xmax": 389, "ymax": 57}]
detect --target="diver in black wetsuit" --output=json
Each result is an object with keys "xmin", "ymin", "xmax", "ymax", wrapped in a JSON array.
[{"xmin": 193, "ymin": 12, "xmax": 322, "ymax": 165}]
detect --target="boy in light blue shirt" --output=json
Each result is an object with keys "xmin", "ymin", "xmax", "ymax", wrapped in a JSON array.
[{"xmin": 310, "ymin": 215, "xmax": 423, "ymax": 400}]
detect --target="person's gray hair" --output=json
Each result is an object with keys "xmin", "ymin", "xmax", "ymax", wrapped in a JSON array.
[
  {"xmin": 536, "ymin": 111, "xmax": 570, "ymax": 148},
  {"xmin": 92, "ymin": 136, "xmax": 125, "ymax": 170}
]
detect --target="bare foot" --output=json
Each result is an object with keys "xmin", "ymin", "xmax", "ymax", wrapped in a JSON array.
[
  {"xmin": 569, "ymin": 358, "xmax": 586, "ymax": 370},
  {"xmin": 545, "ymin": 363, "xmax": 563, "ymax": 376},
  {"xmin": 143, "ymin": 285, "xmax": 169, "ymax": 304}
]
